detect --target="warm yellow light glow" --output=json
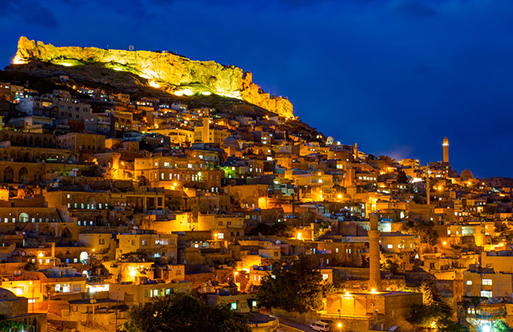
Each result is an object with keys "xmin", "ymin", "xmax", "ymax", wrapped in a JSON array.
[
  {"xmin": 201, "ymin": 91, "xmax": 212, "ymax": 96},
  {"xmin": 337, "ymin": 194, "xmax": 342, "ymax": 199},
  {"xmin": 12, "ymin": 54, "xmax": 27, "ymax": 65},
  {"xmin": 370, "ymin": 288, "xmax": 378, "ymax": 294},
  {"xmin": 297, "ymin": 232, "xmax": 302, "ymax": 240},
  {"xmin": 128, "ymin": 266, "xmax": 137, "ymax": 279},
  {"xmin": 149, "ymin": 80, "xmax": 160, "ymax": 88},
  {"xmin": 337, "ymin": 322, "xmax": 342, "ymax": 328},
  {"xmin": 182, "ymin": 89, "xmax": 193, "ymax": 96},
  {"xmin": 58, "ymin": 62, "xmax": 74, "ymax": 67},
  {"xmin": 87, "ymin": 284, "xmax": 110, "ymax": 293},
  {"xmin": 258, "ymin": 197, "xmax": 268, "ymax": 209},
  {"xmin": 174, "ymin": 91, "xmax": 184, "ymax": 96},
  {"xmin": 38, "ymin": 252, "xmax": 44, "ymax": 258},
  {"xmin": 443, "ymin": 241, "xmax": 447, "ymax": 246}
]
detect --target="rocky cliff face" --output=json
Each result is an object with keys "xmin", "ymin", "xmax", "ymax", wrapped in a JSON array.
[{"xmin": 14, "ymin": 37, "xmax": 293, "ymax": 118}]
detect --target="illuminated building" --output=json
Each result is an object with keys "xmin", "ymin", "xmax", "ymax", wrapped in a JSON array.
[
  {"xmin": 116, "ymin": 232, "xmax": 178, "ymax": 263},
  {"xmin": 0, "ymin": 288, "xmax": 47, "ymax": 331}
]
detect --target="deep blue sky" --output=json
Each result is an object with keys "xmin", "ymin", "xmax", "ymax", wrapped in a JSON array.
[{"xmin": 1, "ymin": 0, "xmax": 513, "ymax": 178}]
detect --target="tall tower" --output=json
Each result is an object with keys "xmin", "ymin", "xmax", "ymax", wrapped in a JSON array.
[
  {"xmin": 202, "ymin": 109, "xmax": 210, "ymax": 143},
  {"xmin": 443, "ymin": 137, "xmax": 449, "ymax": 163},
  {"xmin": 368, "ymin": 213, "xmax": 381, "ymax": 291}
]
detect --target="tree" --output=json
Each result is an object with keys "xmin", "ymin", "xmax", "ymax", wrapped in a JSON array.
[
  {"xmin": 119, "ymin": 292, "xmax": 250, "ymax": 332},
  {"xmin": 492, "ymin": 320, "xmax": 513, "ymax": 332},
  {"xmin": 397, "ymin": 170, "xmax": 408, "ymax": 184},
  {"xmin": 408, "ymin": 281, "xmax": 464, "ymax": 332},
  {"xmin": 23, "ymin": 256, "xmax": 38, "ymax": 271},
  {"xmin": 382, "ymin": 259, "xmax": 400, "ymax": 275},
  {"xmin": 137, "ymin": 175, "xmax": 149, "ymax": 187},
  {"xmin": 256, "ymin": 255, "xmax": 323, "ymax": 313},
  {"xmin": 403, "ymin": 220, "xmax": 439, "ymax": 246}
]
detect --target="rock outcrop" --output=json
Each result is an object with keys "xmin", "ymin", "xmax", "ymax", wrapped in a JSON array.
[{"xmin": 13, "ymin": 37, "xmax": 293, "ymax": 118}]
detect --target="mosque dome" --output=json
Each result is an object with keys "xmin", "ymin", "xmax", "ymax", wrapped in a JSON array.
[
  {"xmin": 461, "ymin": 169, "xmax": 473, "ymax": 179},
  {"xmin": 223, "ymin": 136, "xmax": 240, "ymax": 150}
]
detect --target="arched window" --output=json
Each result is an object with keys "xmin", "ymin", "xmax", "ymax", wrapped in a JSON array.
[{"xmin": 19, "ymin": 212, "xmax": 29, "ymax": 223}]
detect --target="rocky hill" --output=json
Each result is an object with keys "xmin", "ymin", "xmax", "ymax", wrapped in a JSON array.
[
  {"xmin": 13, "ymin": 37, "xmax": 293, "ymax": 118},
  {"xmin": 482, "ymin": 177, "xmax": 513, "ymax": 189}
]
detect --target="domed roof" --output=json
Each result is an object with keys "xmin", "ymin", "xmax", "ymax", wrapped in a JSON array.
[
  {"xmin": 461, "ymin": 169, "xmax": 473, "ymax": 179},
  {"xmin": 0, "ymin": 288, "xmax": 17, "ymax": 300},
  {"xmin": 326, "ymin": 136, "xmax": 335, "ymax": 145},
  {"xmin": 223, "ymin": 136, "xmax": 240, "ymax": 150}
]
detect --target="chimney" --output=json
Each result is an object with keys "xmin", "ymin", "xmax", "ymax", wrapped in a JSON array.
[{"xmin": 368, "ymin": 213, "xmax": 381, "ymax": 291}]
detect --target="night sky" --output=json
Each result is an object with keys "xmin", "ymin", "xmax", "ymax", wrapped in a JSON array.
[{"xmin": 1, "ymin": 0, "xmax": 513, "ymax": 179}]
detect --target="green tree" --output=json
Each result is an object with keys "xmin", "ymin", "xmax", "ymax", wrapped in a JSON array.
[
  {"xmin": 403, "ymin": 219, "xmax": 439, "ymax": 246},
  {"xmin": 256, "ymin": 255, "xmax": 323, "ymax": 313},
  {"xmin": 408, "ymin": 281, "xmax": 464, "ymax": 332},
  {"xmin": 119, "ymin": 292, "xmax": 250, "ymax": 332},
  {"xmin": 492, "ymin": 320, "xmax": 513, "ymax": 332}
]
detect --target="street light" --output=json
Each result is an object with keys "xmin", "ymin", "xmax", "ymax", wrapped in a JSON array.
[{"xmin": 337, "ymin": 322, "xmax": 343, "ymax": 331}]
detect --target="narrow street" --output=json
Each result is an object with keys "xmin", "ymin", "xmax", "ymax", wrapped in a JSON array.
[{"xmin": 274, "ymin": 315, "xmax": 312, "ymax": 332}]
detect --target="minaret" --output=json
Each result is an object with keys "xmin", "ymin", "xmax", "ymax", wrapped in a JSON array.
[
  {"xmin": 353, "ymin": 143, "xmax": 358, "ymax": 161},
  {"xmin": 443, "ymin": 137, "xmax": 449, "ymax": 163},
  {"xmin": 202, "ymin": 109, "xmax": 210, "ymax": 143},
  {"xmin": 426, "ymin": 172, "xmax": 431, "ymax": 205},
  {"xmin": 368, "ymin": 213, "xmax": 381, "ymax": 291}
]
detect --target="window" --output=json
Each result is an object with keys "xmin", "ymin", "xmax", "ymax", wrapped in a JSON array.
[
  {"xmin": 387, "ymin": 244, "xmax": 393, "ymax": 249},
  {"xmin": 482, "ymin": 279, "xmax": 492, "ymax": 285},
  {"xmin": 466, "ymin": 280, "xmax": 472, "ymax": 285},
  {"xmin": 230, "ymin": 302, "xmax": 237, "ymax": 310},
  {"xmin": 322, "ymin": 274, "xmax": 329, "ymax": 280},
  {"xmin": 480, "ymin": 290, "xmax": 492, "ymax": 298},
  {"xmin": 142, "ymin": 240, "xmax": 147, "ymax": 246}
]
